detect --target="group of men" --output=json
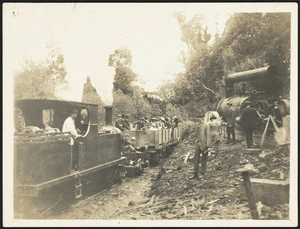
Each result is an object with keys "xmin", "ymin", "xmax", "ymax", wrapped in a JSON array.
[
  {"xmin": 115, "ymin": 114, "xmax": 131, "ymax": 131},
  {"xmin": 191, "ymin": 100, "xmax": 263, "ymax": 179},
  {"xmin": 115, "ymin": 114, "xmax": 179, "ymax": 131},
  {"xmin": 226, "ymin": 101, "xmax": 263, "ymax": 148},
  {"xmin": 134, "ymin": 116, "xmax": 179, "ymax": 130}
]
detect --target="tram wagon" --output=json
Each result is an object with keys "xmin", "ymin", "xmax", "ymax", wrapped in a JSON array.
[{"xmin": 123, "ymin": 126, "xmax": 181, "ymax": 165}]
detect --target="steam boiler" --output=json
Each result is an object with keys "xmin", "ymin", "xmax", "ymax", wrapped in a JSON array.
[{"xmin": 216, "ymin": 64, "xmax": 290, "ymax": 144}]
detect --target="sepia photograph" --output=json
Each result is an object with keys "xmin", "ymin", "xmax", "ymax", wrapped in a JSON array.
[{"xmin": 3, "ymin": 3, "xmax": 298, "ymax": 227}]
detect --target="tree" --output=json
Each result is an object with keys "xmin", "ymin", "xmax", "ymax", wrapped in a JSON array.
[
  {"xmin": 157, "ymin": 79, "xmax": 176, "ymax": 102},
  {"xmin": 221, "ymin": 13, "xmax": 290, "ymax": 71},
  {"xmin": 81, "ymin": 76, "xmax": 106, "ymax": 125},
  {"xmin": 108, "ymin": 46, "xmax": 137, "ymax": 95},
  {"xmin": 113, "ymin": 65, "xmax": 137, "ymax": 95},
  {"xmin": 112, "ymin": 86, "xmax": 150, "ymax": 120},
  {"xmin": 220, "ymin": 13, "xmax": 291, "ymax": 96},
  {"xmin": 174, "ymin": 12, "xmax": 211, "ymax": 55},
  {"xmin": 171, "ymin": 12, "xmax": 220, "ymax": 116},
  {"xmin": 14, "ymin": 43, "xmax": 68, "ymax": 100},
  {"xmin": 108, "ymin": 46, "xmax": 162, "ymax": 123},
  {"xmin": 108, "ymin": 46, "xmax": 132, "ymax": 68}
]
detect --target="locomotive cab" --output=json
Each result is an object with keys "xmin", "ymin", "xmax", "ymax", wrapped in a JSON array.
[{"xmin": 15, "ymin": 99, "xmax": 93, "ymax": 137}]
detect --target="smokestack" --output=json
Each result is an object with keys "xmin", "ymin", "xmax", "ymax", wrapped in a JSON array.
[{"xmin": 104, "ymin": 105, "xmax": 113, "ymax": 126}]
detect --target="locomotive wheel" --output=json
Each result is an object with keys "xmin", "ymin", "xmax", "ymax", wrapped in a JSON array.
[
  {"xmin": 161, "ymin": 148, "xmax": 168, "ymax": 158},
  {"xmin": 149, "ymin": 150, "xmax": 160, "ymax": 166},
  {"xmin": 255, "ymin": 100, "xmax": 269, "ymax": 118},
  {"xmin": 165, "ymin": 146, "xmax": 173, "ymax": 157},
  {"xmin": 82, "ymin": 165, "xmax": 122, "ymax": 196}
]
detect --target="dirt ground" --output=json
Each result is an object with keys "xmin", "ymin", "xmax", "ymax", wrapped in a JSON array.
[{"xmin": 51, "ymin": 127, "xmax": 290, "ymax": 221}]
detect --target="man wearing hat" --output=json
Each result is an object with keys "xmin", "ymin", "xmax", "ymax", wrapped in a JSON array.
[
  {"xmin": 226, "ymin": 102, "xmax": 236, "ymax": 144},
  {"xmin": 239, "ymin": 101, "xmax": 262, "ymax": 148},
  {"xmin": 123, "ymin": 114, "xmax": 131, "ymax": 130},
  {"xmin": 191, "ymin": 112, "xmax": 222, "ymax": 179},
  {"xmin": 63, "ymin": 109, "xmax": 83, "ymax": 169},
  {"xmin": 173, "ymin": 116, "xmax": 178, "ymax": 128},
  {"xmin": 207, "ymin": 113, "xmax": 221, "ymax": 157},
  {"xmin": 115, "ymin": 114, "xmax": 126, "ymax": 131},
  {"xmin": 123, "ymin": 134, "xmax": 136, "ymax": 153},
  {"xmin": 190, "ymin": 113, "xmax": 208, "ymax": 179},
  {"xmin": 134, "ymin": 117, "xmax": 146, "ymax": 130}
]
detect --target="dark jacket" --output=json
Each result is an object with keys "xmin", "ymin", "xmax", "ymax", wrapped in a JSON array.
[
  {"xmin": 195, "ymin": 121, "xmax": 208, "ymax": 152},
  {"xmin": 134, "ymin": 120, "xmax": 145, "ymax": 130},
  {"xmin": 239, "ymin": 106, "xmax": 261, "ymax": 130},
  {"xmin": 173, "ymin": 118, "xmax": 178, "ymax": 128},
  {"xmin": 115, "ymin": 117, "xmax": 126, "ymax": 131},
  {"xmin": 124, "ymin": 118, "xmax": 131, "ymax": 130}
]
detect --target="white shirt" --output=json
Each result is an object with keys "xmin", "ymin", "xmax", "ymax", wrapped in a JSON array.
[{"xmin": 62, "ymin": 116, "xmax": 80, "ymax": 145}]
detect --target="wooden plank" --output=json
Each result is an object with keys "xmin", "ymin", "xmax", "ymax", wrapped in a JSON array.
[{"xmin": 239, "ymin": 178, "xmax": 289, "ymax": 206}]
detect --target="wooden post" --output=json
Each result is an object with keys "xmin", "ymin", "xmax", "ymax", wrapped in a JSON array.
[
  {"xmin": 237, "ymin": 164, "xmax": 260, "ymax": 219},
  {"xmin": 242, "ymin": 171, "xmax": 260, "ymax": 219}
]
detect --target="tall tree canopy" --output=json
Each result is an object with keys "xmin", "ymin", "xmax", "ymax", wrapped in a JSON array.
[
  {"xmin": 108, "ymin": 46, "xmax": 137, "ymax": 95},
  {"xmin": 221, "ymin": 13, "xmax": 291, "ymax": 72},
  {"xmin": 113, "ymin": 66, "xmax": 137, "ymax": 95},
  {"xmin": 108, "ymin": 46, "xmax": 132, "ymax": 68},
  {"xmin": 170, "ymin": 12, "xmax": 219, "ymax": 116},
  {"xmin": 14, "ymin": 43, "xmax": 68, "ymax": 100},
  {"xmin": 174, "ymin": 13, "xmax": 211, "ymax": 55}
]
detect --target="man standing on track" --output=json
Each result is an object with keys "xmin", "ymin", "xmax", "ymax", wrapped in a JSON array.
[
  {"xmin": 226, "ymin": 102, "xmax": 236, "ymax": 144},
  {"xmin": 207, "ymin": 113, "xmax": 221, "ymax": 158},
  {"xmin": 190, "ymin": 112, "xmax": 222, "ymax": 179},
  {"xmin": 190, "ymin": 114, "xmax": 208, "ymax": 179},
  {"xmin": 239, "ymin": 101, "xmax": 262, "ymax": 148}
]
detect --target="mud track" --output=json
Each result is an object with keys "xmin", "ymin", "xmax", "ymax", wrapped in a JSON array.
[{"xmin": 50, "ymin": 137, "xmax": 289, "ymax": 220}]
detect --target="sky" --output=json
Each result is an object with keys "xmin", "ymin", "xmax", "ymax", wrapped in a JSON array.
[
  {"xmin": 3, "ymin": 3, "xmax": 296, "ymax": 105},
  {"xmin": 4, "ymin": 3, "xmax": 233, "ymax": 105}
]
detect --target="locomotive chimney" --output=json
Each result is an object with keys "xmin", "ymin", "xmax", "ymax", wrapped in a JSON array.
[{"xmin": 104, "ymin": 105, "xmax": 113, "ymax": 126}]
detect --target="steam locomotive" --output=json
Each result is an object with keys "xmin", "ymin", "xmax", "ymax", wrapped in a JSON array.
[
  {"xmin": 216, "ymin": 64, "xmax": 290, "ymax": 144},
  {"xmin": 13, "ymin": 99, "xmax": 181, "ymax": 218}
]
